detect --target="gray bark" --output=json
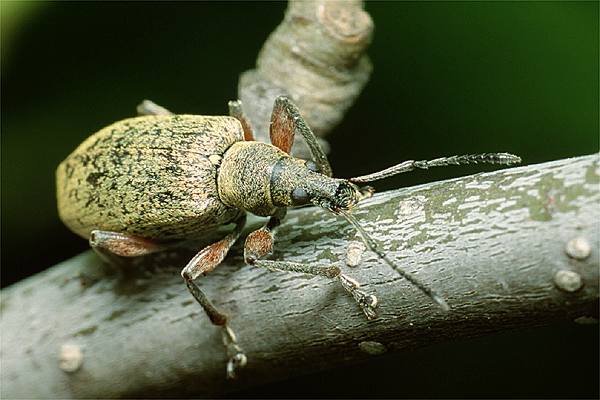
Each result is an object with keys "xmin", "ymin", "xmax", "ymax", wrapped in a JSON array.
[{"xmin": 1, "ymin": 154, "xmax": 598, "ymax": 398}]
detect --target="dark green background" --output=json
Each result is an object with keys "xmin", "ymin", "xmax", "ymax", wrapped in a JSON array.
[{"xmin": 2, "ymin": 2, "xmax": 598, "ymax": 398}]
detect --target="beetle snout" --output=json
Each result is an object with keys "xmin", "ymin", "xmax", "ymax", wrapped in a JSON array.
[
  {"xmin": 331, "ymin": 181, "xmax": 360, "ymax": 212},
  {"xmin": 310, "ymin": 181, "xmax": 360, "ymax": 213}
]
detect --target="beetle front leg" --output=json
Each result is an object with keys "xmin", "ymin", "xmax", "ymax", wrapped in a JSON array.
[
  {"xmin": 180, "ymin": 215, "xmax": 247, "ymax": 379},
  {"xmin": 269, "ymin": 96, "xmax": 333, "ymax": 176},
  {"xmin": 244, "ymin": 210, "xmax": 378, "ymax": 320}
]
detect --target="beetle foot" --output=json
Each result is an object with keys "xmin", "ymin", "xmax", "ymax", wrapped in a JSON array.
[
  {"xmin": 339, "ymin": 274, "xmax": 379, "ymax": 320},
  {"xmin": 226, "ymin": 352, "xmax": 247, "ymax": 379},
  {"xmin": 222, "ymin": 325, "xmax": 247, "ymax": 379}
]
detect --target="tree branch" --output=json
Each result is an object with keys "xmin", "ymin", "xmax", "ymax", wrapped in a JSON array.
[{"xmin": 2, "ymin": 155, "xmax": 598, "ymax": 398}]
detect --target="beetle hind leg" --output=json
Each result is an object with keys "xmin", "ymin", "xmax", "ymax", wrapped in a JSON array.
[
  {"xmin": 228, "ymin": 100, "xmax": 255, "ymax": 141},
  {"xmin": 244, "ymin": 210, "xmax": 378, "ymax": 320},
  {"xmin": 180, "ymin": 215, "xmax": 247, "ymax": 379},
  {"xmin": 136, "ymin": 99, "xmax": 173, "ymax": 116},
  {"xmin": 89, "ymin": 230, "xmax": 167, "ymax": 264}
]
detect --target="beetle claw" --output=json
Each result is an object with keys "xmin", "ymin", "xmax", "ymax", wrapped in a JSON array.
[{"xmin": 226, "ymin": 352, "xmax": 248, "ymax": 379}]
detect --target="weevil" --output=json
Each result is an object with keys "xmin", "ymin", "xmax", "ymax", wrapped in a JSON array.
[{"xmin": 56, "ymin": 96, "xmax": 520, "ymax": 378}]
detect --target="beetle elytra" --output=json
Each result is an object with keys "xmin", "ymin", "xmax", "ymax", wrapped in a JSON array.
[{"xmin": 56, "ymin": 97, "xmax": 520, "ymax": 377}]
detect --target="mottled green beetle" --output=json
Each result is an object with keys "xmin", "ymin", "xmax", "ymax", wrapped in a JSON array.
[{"xmin": 56, "ymin": 97, "xmax": 520, "ymax": 378}]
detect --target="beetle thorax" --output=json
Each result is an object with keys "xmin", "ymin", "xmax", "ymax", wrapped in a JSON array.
[
  {"xmin": 217, "ymin": 141, "xmax": 345, "ymax": 216},
  {"xmin": 217, "ymin": 142, "xmax": 284, "ymax": 216}
]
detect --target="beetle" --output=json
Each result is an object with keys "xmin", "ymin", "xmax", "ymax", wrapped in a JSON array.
[{"xmin": 56, "ymin": 96, "xmax": 520, "ymax": 378}]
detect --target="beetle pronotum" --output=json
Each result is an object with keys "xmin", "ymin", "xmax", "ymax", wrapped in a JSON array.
[{"xmin": 56, "ymin": 97, "xmax": 520, "ymax": 377}]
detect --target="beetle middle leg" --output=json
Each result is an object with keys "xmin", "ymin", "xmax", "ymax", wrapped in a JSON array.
[
  {"xmin": 244, "ymin": 209, "xmax": 378, "ymax": 320},
  {"xmin": 180, "ymin": 214, "xmax": 247, "ymax": 379}
]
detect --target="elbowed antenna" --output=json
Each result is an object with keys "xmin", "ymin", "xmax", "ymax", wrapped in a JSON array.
[
  {"xmin": 338, "ymin": 210, "xmax": 450, "ymax": 311},
  {"xmin": 350, "ymin": 152, "xmax": 521, "ymax": 183}
]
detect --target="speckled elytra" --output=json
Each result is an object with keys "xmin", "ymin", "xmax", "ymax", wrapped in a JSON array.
[{"xmin": 56, "ymin": 96, "xmax": 520, "ymax": 378}]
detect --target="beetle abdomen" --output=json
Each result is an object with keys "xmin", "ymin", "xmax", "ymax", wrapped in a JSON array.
[{"xmin": 56, "ymin": 115, "xmax": 244, "ymax": 240}]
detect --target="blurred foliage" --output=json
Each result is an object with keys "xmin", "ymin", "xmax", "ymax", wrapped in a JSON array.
[
  {"xmin": 1, "ymin": 2, "xmax": 598, "ymax": 397},
  {"xmin": 0, "ymin": 1, "xmax": 39, "ymax": 61}
]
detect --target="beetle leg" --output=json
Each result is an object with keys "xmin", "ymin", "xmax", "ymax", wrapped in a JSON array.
[
  {"xmin": 89, "ymin": 230, "xmax": 167, "ymax": 261},
  {"xmin": 228, "ymin": 100, "xmax": 255, "ymax": 141},
  {"xmin": 269, "ymin": 96, "xmax": 333, "ymax": 177},
  {"xmin": 180, "ymin": 215, "xmax": 247, "ymax": 379},
  {"xmin": 244, "ymin": 210, "xmax": 378, "ymax": 320},
  {"xmin": 136, "ymin": 99, "xmax": 173, "ymax": 116},
  {"xmin": 243, "ymin": 208, "xmax": 286, "ymax": 260}
]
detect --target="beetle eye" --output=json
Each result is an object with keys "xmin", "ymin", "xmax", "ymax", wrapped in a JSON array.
[
  {"xmin": 291, "ymin": 187, "xmax": 310, "ymax": 205},
  {"xmin": 305, "ymin": 160, "xmax": 320, "ymax": 173}
]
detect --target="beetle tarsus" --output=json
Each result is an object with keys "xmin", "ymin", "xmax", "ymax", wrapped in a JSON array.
[
  {"xmin": 226, "ymin": 352, "xmax": 247, "ymax": 380},
  {"xmin": 222, "ymin": 325, "xmax": 247, "ymax": 379},
  {"xmin": 339, "ymin": 274, "xmax": 379, "ymax": 320}
]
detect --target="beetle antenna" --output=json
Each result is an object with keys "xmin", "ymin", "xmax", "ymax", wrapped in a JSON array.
[
  {"xmin": 349, "ymin": 152, "xmax": 521, "ymax": 183},
  {"xmin": 338, "ymin": 210, "xmax": 450, "ymax": 311}
]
